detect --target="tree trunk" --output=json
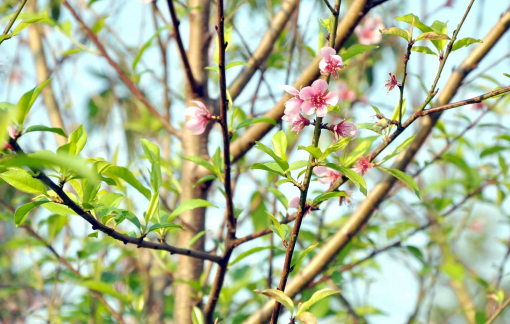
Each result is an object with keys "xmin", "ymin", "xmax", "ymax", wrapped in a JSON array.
[{"xmin": 174, "ymin": 0, "xmax": 211, "ymax": 322}]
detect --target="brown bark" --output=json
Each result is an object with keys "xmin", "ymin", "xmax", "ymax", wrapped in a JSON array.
[{"xmin": 174, "ymin": 0, "xmax": 211, "ymax": 322}]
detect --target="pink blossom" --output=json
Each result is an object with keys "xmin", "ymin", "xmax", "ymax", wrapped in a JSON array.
[
  {"xmin": 353, "ymin": 156, "xmax": 373, "ymax": 176},
  {"xmin": 354, "ymin": 16, "xmax": 384, "ymax": 45},
  {"xmin": 385, "ymin": 73, "xmax": 401, "ymax": 94},
  {"xmin": 338, "ymin": 83, "xmax": 356, "ymax": 102},
  {"xmin": 330, "ymin": 120, "xmax": 359, "ymax": 141},
  {"xmin": 299, "ymin": 80, "xmax": 340, "ymax": 117},
  {"xmin": 140, "ymin": 0, "xmax": 155, "ymax": 3},
  {"xmin": 314, "ymin": 166, "xmax": 342, "ymax": 184},
  {"xmin": 283, "ymin": 113, "xmax": 310, "ymax": 132},
  {"xmin": 289, "ymin": 196, "xmax": 301, "ymax": 209},
  {"xmin": 469, "ymin": 219, "xmax": 484, "ymax": 233},
  {"xmin": 282, "ymin": 85, "xmax": 304, "ymax": 116},
  {"xmin": 469, "ymin": 101, "xmax": 485, "ymax": 110},
  {"xmin": 184, "ymin": 101, "xmax": 212, "ymax": 135},
  {"xmin": 319, "ymin": 47, "xmax": 344, "ymax": 79}
]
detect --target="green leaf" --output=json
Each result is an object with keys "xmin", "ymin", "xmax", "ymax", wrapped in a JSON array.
[
  {"xmin": 145, "ymin": 192, "xmax": 159, "ymax": 227},
  {"xmin": 291, "ymin": 242, "xmax": 319, "ymax": 267},
  {"xmin": 451, "ymin": 37, "xmax": 482, "ymax": 52},
  {"xmin": 480, "ymin": 146, "xmax": 508, "ymax": 158},
  {"xmin": 103, "ymin": 166, "xmax": 151, "ymax": 199},
  {"xmin": 191, "ymin": 306, "xmax": 204, "ymax": 324},
  {"xmin": 394, "ymin": 13, "xmax": 432, "ymax": 33},
  {"xmin": 320, "ymin": 137, "xmax": 351, "ymax": 161},
  {"xmin": 81, "ymin": 281, "xmax": 129, "ymax": 302},
  {"xmin": 0, "ymin": 169, "xmax": 46, "ymax": 194},
  {"xmin": 213, "ymin": 26, "xmax": 232, "ymax": 65},
  {"xmin": 504, "ymin": 73, "xmax": 510, "ymax": 78},
  {"xmin": 380, "ymin": 27, "xmax": 409, "ymax": 42},
  {"xmin": 42, "ymin": 202, "xmax": 78, "ymax": 215},
  {"xmin": 140, "ymin": 138, "xmax": 162, "ymax": 191},
  {"xmin": 14, "ymin": 200, "xmax": 50, "ymax": 227},
  {"xmin": 16, "ymin": 79, "xmax": 52, "ymax": 126},
  {"xmin": 25, "ymin": 125, "xmax": 67, "ymax": 137},
  {"xmin": 312, "ymin": 191, "xmax": 349, "ymax": 206},
  {"xmin": 378, "ymin": 167, "xmax": 420, "ymax": 199},
  {"xmin": 296, "ymin": 288, "xmax": 341, "ymax": 316},
  {"xmin": 429, "ymin": 20, "xmax": 448, "ymax": 51},
  {"xmin": 390, "ymin": 99, "xmax": 406, "ymax": 129},
  {"xmin": 254, "ymin": 141, "xmax": 289, "ymax": 171},
  {"xmin": 416, "ymin": 31, "xmax": 449, "ymax": 42},
  {"xmin": 275, "ymin": 179, "xmax": 293, "ymax": 186},
  {"xmin": 288, "ymin": 160, "xmax": 310, "ymax": 171},
  {"xmin": 193, "ymin": 175, "xmax": 217, "ymax": 188},
  {"xmin": 340, "ymin": 44, "xmax": 379, "ymax": 61},
  {"xmin": 169, "ymin": 199, "xmax": 216, "ymax": 218},
  {"xmin": 183, "ymin": 155, "xmax": 218, "ymax": 176},
  {"xmin": 266, "ymin": 211, "xmax": 284, "ymax": 239},
  {"xmin": 230, "ymin": 246, "xmax": 277, "ymax": 266},
  {"xmin": 343, "ymin": 136, "xmax": 378, "ymax": 167},
  {"xmin": 267, "ymin": 188, "xmax": 289, "ymax": 209},
  {"xmin": 88, "ymin": 231, "xmax": 98, "ymax": 238},
  {"xmin": 251, "ymin": 162, "xmax": 285, "ymax": 177},
  {"xmin": 148, "ymin": 222, "xmax": 183, "ymax": 233},
  {"xmin": 379, "ymin": 135, "xmax": 415, "ymax": 164},
  {"xmin": 11, "ymin": 18, "xmax": 44, "ymax": 36},
  {"xmin": 225, "ymin": 61, "xmax": 248, "ymax": 69},
  {"xmin": 254, "ymin": 289, "xmax": 294, "ymax": 314},
  {"xmin": 411, "ymin": 46, "xmax": 437, "ymax": 56},
  {"xmin": 236, "ymin": 117, "xmax": 277, "ymax": 130},
  {"xmin": 189, "ymin": 230, "xmax": 208, "ymax": 248},
  {"xmin": 68, "ymin": 125, "xmax": 87, "ymax": 155},
  {"xmin": 272, "ymin": 130, "xmax": 288, "ymax": 162},
  {"xmin": 132, "ymin": 26, "xmax": 169, "ymax": 71},
  {"xmin": 326, "ymin": 163, "xmax": 367, "ymax": 197},
  {"xmin": 297, "ymin": 145, "xmax": 322, "ymax": 160}
]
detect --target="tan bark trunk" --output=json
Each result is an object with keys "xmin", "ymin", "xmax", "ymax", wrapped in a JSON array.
[
  {"xmin": 174, "ymin": 0, "xmax": 211, "ymax": 322},
  {"xmin": 26, "ymin": 1, "xmax": 67, "ymax": 147}
]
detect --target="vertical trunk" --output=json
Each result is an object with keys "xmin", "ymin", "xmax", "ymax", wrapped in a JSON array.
[
  {"xmin": 174, "ymin": 0, "xmax": 211, "ymax": 322},
  {"xmin": 26, "ymin": 1, "xmax": 67, "ymax": 147}
]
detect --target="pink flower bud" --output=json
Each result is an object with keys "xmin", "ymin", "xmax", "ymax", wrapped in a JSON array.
[{"xmin": 184, "ymin": 101, "xmax": 212, "ymax": 135}]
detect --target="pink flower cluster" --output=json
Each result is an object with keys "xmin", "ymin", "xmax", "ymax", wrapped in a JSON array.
[
  {"xmin": 354, "ymin": 16, "xmax": 384, "ymax": 45},
  {"xmin": 319, "ymin": 47, "xmax": 344, "ymax": 79}
]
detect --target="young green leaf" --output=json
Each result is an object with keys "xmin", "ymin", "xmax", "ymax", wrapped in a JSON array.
[
  {"xmin": 236, "ymin": 117, "xmax": 277, "ymax": 130},
  {"xmin": 429, "ymin": 20, "xmax": 448, "ymax": 51},
  {"xmin": 296, "ymin": 288, "xmax": 341, "ymax": 316},
  {"xmin": 16, "ymin": 79, "xmax": 52, "ymax": 127},
  {"xmin": 254, "ymin": 289, "xmax": 294, "ymax": 314},
  {"xmin": 411, "ymin": 46, "xmax": 437, "ymax": 56},
  {"xmin": 225, "ymin": 61, "xmax": 248, "ymax": 69},
  {"xmin": 379, "ymin": 135, "xmax": 416, "ymax": 164},
  {"xmin": 145, "ymin": 192, "xmax": 160, "ymax": 226},
  {"xmin": 81, "ymin": 281, "xmax": 130, "ymax": 302},
  {"xmin": 288, "ymin": 160, "xmax": 310, "ymax": 171},
  {"xmin": 343, "ymin": 136, "xmax": 378, "ymax": 167},
  {"xmin": 297, "ymin": 145, "xmax": 322, "ymax": 160},
  {"xmin": 254, "ymin": 141, "xmax": 289, "ymax": 171},
  {"xmin": 193, "ymin": 175, "xmax": 217, "ymax": 188},
  {"xmin": 311, "ymin": 191, "xmax": 349, "ymax": 206},
  {"xmin": 320, "ymin": 137, "xmax": 351, "ymax": 161},
  {"xmin": 380, "ymin": 27, "xmax": 409, "ymax": 42},
  {"xmin": 451, "ymin": 37, "xmax": 482, "ymax": 52},
  {"xmin": 275, "ymin": 179, "xmax": 293, "ymax": 186},
  {"xmin": 266, "ymin": 211, "xmax": 285, "ymax": 240},
  {"xmin": 189, "ymin": 230, "xmax": 208, "ymax": 248},
  {"xmin": 291, "ymin": 242, "xmax": 319, "ymax": 267},
  {"xmin": 14, "ymin": 200, "xmax": 50, "ymax": 227},
  {"xmin": 25, "ymin": 125, "xmax": 67, "ymax": 137},
  {"xmin": 140, "ymin": 138, "xmax": 162, "ymax": 191},
  {"xmin": 169, "ymin": 199, "xmax": 217, "ymax": 218},
  {"xmin": 272, "ymin": 130, "xmax": 288, "ymax": 162},
  {"xmin": 103, "ymin": 166, "xmax": 151, "ymax": 199},
  {"xmin": 148, "ymin": 223, "xmax": 183, "ymax": 233},
  {"xmin": 267, "ymin": 188, "xmax": 289, "ymax": 209},
  {"xmin": 229, "ymin": 246, "xmax": 277, "ymax": 266},
  {"xmin": 68, "ymin": 125, "xmax": 88, "ymax": 155},
  {"xmin": 182, "ymin": 155, "xmax": 218, "ymax": 176},
  {"xmin": 378, "ymin": 167, "xmax": 420, "ymax": 199},
  {"xmin": 416, "ymin": 31, "xmax": 450, "ymax": 42},
  {"xmin": 394, "ymin": 13, "xmax": 432, "ymax": 33},
  {"xmin": 295, "ymin": 312, "xmax": 317, "ymax": 324},
  {"xmin": 340, "ymin": 44, "xmax": 379, "ymax": 62},
  {"xmin": 191, "ymin": 306, "xmax": 205, "ymax": 324},
  {"xmin": 251, "ymin": 162, "xmax": 285, "ymax": 177},
  {"xmin": 326, "ymin": 163, "xmax": 367, "ymax": 196},
  {"xmin": 0, "ymin": 169, "xmax": 47, "ymax": 194}
]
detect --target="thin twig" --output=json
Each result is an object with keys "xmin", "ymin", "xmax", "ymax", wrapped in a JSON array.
[
  {"xmin": 0, "ymin": 0, "xmax": 28, "ymax": 45},
  {"xmin": 61, "ymin": 0, "xmax": 181, "ymax": 139}
]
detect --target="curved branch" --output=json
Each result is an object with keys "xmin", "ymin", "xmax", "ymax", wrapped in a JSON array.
[{"xmin": 8, "ymin": 140, "xmax": 221, "ymax": 263}]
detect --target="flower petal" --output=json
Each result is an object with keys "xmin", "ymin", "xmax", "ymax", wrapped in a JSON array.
[
  {"xmin": 311, "ymin": 79, "xmax": 328, "ymax": 95},
  {"xmin": 284, "ymin": 98, "xmax": 303, "ymax": 115},
  {"xmin": 190, "ymin": 100, "xmax": 208, "ymax": 112},
  {"xmin": 183, "ymin": 107, "xmax": 203, "ymax": 117},
  {"xmin": 319, "ymin": 46, "xmax": 336, "ymax": 59},
  {"xmin": 299, "ymin": 86, "xmax": 315, "ymax": 100},
  {"xmin": 324, "ymin": 91, "xmax": 340, "ymax": 106},
  {"xmin": 313, "ymin": 166, "xmax": 328, "ymax": 177},
  {"xmin": 301, "ymin": 101, "xmax": 315, "ymax": 115},
  {"xmin": 281, "ymin": 85, "xmax": 300, "ymax": 96}
]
